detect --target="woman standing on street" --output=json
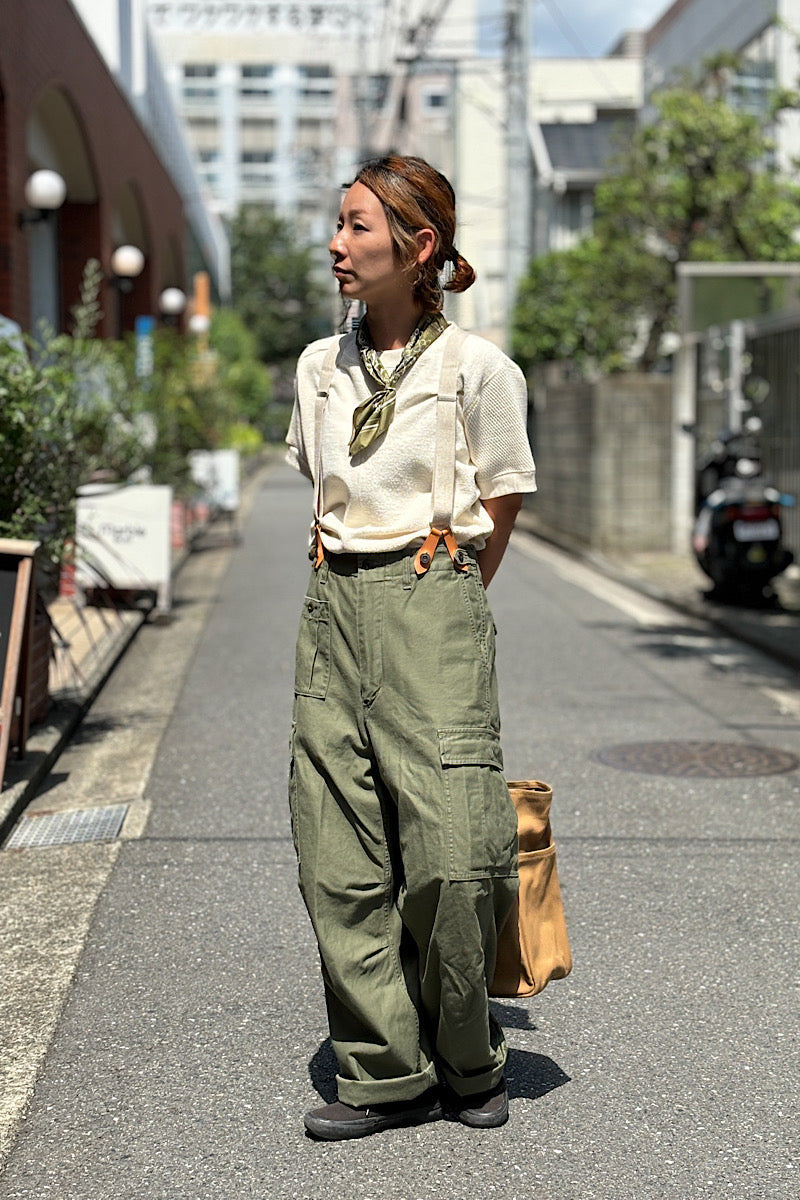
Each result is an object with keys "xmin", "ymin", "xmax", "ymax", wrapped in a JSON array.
[{"xmin": 285, "ymin": 155, "xmax": 537, "ymax": 1140}]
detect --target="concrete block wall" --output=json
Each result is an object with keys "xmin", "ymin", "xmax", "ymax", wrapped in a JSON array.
[
  {"xmin": 529, "ymin": 372, "xmax": 673, "ymax": 556},
  {"xmin": 530, "ymin": 379, "xmax": 595, "ymax": 547}
]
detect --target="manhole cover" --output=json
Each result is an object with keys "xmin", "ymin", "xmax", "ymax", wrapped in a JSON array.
[
  {"xmin": 594, "ymin": 741, "xmax": 799, "ymax": 778},
  {"xmin": 4, "ymin": 804, "xmax": 130, "ymax": 850}
]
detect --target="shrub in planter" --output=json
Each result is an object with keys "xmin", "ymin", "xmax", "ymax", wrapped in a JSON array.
[{"xmin": 0, "ymin": 264, "xmax": 149, "ymax": 588}]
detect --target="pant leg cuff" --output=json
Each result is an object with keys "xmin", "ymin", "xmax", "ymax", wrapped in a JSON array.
[
  {"xmin": 439, "ymin": 1062, "xmax": 506, "ymax": 1098},
  {"xmin": 336, "ymin": 1064, "xmax": 438, "ymax": 1107}
]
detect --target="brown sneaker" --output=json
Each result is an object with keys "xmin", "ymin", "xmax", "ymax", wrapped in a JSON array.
[
  {"xmin": 452, "ymin": 1078, "xmax": 509, "ymax": 1128},
  {"xmin": 304, "ymin": 1087, "xmax": 443, "ymax": 1141}
]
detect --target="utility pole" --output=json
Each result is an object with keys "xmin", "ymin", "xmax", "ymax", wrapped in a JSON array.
[
  {"xmin": 504, "ymin": 0, "xmax": 531, "ymax": 352},
  {"xmin": 355, "ymin": 21, "xmax": 369, "ymax": 162},
  {"xmin": 388, "ymin": 0, "xmax": 452, "ymax": 149}
]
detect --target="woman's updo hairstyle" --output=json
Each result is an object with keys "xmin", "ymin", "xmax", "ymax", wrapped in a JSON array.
[{"xmin": 354, "ymin": 155, "xmax": 476, "ymax": 312}]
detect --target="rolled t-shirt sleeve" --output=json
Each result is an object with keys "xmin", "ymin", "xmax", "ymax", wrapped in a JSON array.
[{"xmin": 462, "ymin": 356, "xmax": 537, "ymax": 499}]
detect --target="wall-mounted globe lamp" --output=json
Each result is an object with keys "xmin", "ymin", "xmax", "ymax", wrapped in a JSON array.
[
  {"xmin": 110, "ymin": 244, "xmax": 146, "ymax": 293},
  {"xmin": 188, "ymin": 312, "xmax": 211, "ymax": 335},
  {"xmin": 110, "ymin": 244, "xmax": 145, "ymax": 337},
  {"xmin": 18, "ymin": 169, "xmax": 67, "ymax": 227},
  {"xmin": 158, "ymin": 287, "xmax": 187, "ymax": 326}
]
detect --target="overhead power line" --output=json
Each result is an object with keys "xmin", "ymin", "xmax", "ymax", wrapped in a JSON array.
[{"xmin": 382, "ymin": 0, "xmax": 454, "ymax": 150}]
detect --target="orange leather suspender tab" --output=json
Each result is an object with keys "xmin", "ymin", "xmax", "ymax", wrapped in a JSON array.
[
  {"xmin": 414, "ymin": 526, "xmax": 469, "ymax": 576},
  {"xmin": 313, "ymin": 525, "xmax": 325, "ymax": 570}
]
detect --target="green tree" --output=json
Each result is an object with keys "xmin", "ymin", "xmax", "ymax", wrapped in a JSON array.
[
  {"xmin": 130, "ymin": 328, "xmax": 239, "ymax": 490},
  {"xmin": 512, "ymin": 238, "xmax": 639, "ymax": 376},
  {"xmin": 513, "ymin": 59, "xmax": 800, "ymax": 375},
  {"xmin": 0, "ymin": 263, "xmax": 278, "ymax": 573},
  {"xmin": 209, "ymin": 307, "xmax": 273, "ymax": 433},
  {"xmin": 230, "ymin": 207, "xmax": 329, "ymax": 379}
]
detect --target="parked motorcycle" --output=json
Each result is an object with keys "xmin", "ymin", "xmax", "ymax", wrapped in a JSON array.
[{"xmin": 692, "ymin": 417, "xmax": 795, "ymax": 603}]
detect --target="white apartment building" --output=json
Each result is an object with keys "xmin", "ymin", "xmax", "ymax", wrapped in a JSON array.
[
  {"xmin": 149, "ymin": 2, "xmax": 353, "ymax": 238},
  {"xmin": 645, "ymin": 0, "xmax": 800, "ymax": 174},
  {"xmin": 143, "ymin": 0, "xmax": 482, "ymax": 330},
  {"xmin": 147, "ymin": 0, "xmax": 388, "ymax": 242},
  {"xmin": 143, "ymin": 0, "xmax": 641, "ymax": 342},
  {"xmin": 147, "ymin": 0, "xmax": 479, "ymax": 241}
]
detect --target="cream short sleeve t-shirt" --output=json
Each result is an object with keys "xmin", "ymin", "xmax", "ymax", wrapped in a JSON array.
[{"xmin": 286, "ymin": 322, "xmax": 537, "ymax": 554}]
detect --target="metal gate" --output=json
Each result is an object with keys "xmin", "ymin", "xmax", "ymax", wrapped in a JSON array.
[
  {"xmin": 745, "ymin": 315, "xmax": 800, "ymax": 562},
  {"xmin": 697, "ymin": 314, "xmax": 800, "ymax": 562}
]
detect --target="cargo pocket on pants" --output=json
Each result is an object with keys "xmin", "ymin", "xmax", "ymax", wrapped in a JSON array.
[
  {"xmin": 294, "ymin": 596, "xmax": 330, "ymax": 698},
  {"xmin": 439, "ymin": 727, "xmax": 518, "ymax": 882}
]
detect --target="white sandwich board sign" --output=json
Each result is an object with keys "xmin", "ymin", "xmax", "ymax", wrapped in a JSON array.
[
  {"xmin": 188, "ymin": 449, "xmax": 240, "ymax": 515},
  {"xmin": 75, "ymin": 484, "xmax": 173, "ymax": 614}
]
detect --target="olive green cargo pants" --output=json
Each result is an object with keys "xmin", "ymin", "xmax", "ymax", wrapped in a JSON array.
[{"xmin": 289, "ymin": 544, "xmax": 518, "ymax": 1106}]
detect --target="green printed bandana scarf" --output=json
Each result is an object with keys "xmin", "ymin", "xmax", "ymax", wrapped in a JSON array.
[{"xmin": 350, "ymin": 312, "xmax": 449, "ymax": 455}]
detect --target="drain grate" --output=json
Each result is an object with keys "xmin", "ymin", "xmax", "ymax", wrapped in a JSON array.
[
  {"xmin": 4, "ymin": 804, "xmax": 130, "ymax": 850},
  {"xmin": 594, "ymin": 741, "xmax": 799, "ymax": 779}
]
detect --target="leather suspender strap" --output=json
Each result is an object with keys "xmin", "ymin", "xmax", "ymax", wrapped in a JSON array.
[
  {"xmin": 312, "ymin": 338, "xmax": 341, "ymax": 568},
  {"xmin": 414, "ymin": 327, "xmax": 469, "ymax": 577}
]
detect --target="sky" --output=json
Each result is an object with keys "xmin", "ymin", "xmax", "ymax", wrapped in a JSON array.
[{"xmin": 479, "ymin": 0, "xmax": 672, "ymax": 58}]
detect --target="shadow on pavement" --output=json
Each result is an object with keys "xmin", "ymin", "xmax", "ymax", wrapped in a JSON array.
[
  {"xmin": 491, "ymin": 1000, "xmax": 536, "ymax": 1030},
  {"xmin": 22, "ymin": 770, "xmax": 70, "ymax": 798},
  {"xmin": 505, "ymin": 1048, "xmax": 571, "ymax": 1101}
]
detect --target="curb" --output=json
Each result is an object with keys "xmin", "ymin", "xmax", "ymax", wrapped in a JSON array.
[{"xmin": 514, "ymin": 512, "xmax": 800, "ymax": 675}]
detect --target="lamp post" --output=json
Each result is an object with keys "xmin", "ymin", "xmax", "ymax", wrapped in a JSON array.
[
  {"xmin": 110, "ymin": 244, "xmax": 145, "ymax": 337},
  {"xmin": 19, "ymin": 170, "xmax": 68, "ymax": 334}
]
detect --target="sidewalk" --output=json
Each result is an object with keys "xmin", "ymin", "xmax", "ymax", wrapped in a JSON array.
[
  {"xmin": 515, "ymin": 510, "xmax": 800, "ymax": 674},
  {"xmin": 0, "ymin": 597, "xmax": 148, "ymax": 838}
]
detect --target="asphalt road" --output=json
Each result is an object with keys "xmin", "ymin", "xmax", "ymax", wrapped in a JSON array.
[{"xmin": 2, "ymin": 462, "xmax": 799, "ymax": 1199}]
